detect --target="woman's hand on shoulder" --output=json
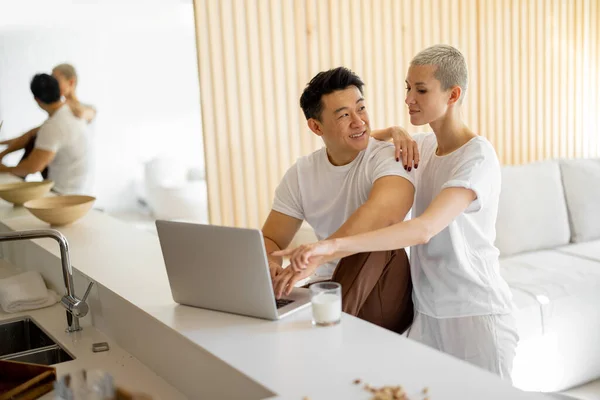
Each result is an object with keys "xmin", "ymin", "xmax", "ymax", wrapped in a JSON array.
[
  {"xmin": 372, "ymin": 126, "xmax": 419, "ymax": 171},
  {"xmin": 389, "ymin": 126, "xmax": 419, "ymax": 171},
  {"xmin": 67, "ymin": 99, "xmax": 83, "ymax": 118}
]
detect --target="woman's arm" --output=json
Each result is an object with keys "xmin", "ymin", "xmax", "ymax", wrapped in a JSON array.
[
  {"xmin": 67, "ymin": 100, "xmax": 97, "ymax": 123},
  {"xmin": 335, "ymin": 187, "xmax": 476, "ymax": 253},
  {"xmin": 370, "ymin": 127, "xmax": 394, "ymax": 142},
  {"xmin": 79, "ymin": 103, "xmax": 97, "ymax": 123},
  {"xmin": 274, "ymin": 187, "xmax": 477, "ymax": 273}
]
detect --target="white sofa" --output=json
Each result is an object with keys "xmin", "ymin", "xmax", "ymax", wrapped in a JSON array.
[
  {"xmin": 497, "ymin": 158, "xmax": 600, "ymax": 392},
  {"xmin": 291, "ymin": 157, "xmax": 600, "ymax": 393}
]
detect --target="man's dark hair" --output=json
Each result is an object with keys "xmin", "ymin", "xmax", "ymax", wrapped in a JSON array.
[
  {"xmin": 299, "ymin": 67, "xmax": 364, "ymax": 121},
  {"xmin": 30, "ymin": 73, "xmax": 61, "ymax": 104}
]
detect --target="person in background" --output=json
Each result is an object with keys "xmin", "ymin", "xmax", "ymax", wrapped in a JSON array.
[
  {"xmin": 0, "ymin": 74, "xmax": 93, "ymax": 195},
  {"xmin": 275, "ymin": 45, "xmax": 519, "ymax": 381},
  {"xmin": 52, "ymin": 63, "xmax": 96, "ymax": 123},
  {"xmin": 0, "ymin": 63, "xmax": 96, "ymax": 177}
]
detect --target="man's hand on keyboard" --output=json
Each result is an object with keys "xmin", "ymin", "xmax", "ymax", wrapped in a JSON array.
[
  {"xmin": 268, "ymin": 260, "xmax": 284, "ymax": 281},
  {"xmin": 273, "ymin": 264, "xmax": 312, "ymax": 299}
]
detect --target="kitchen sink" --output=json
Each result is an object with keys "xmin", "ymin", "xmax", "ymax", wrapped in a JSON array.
[
  {"xmin": 0, "ymin": 317, "xmax": 74, "ymax": 365},
  {"xmin": 2, "ymin": 345, "xmax": 73, "ymax": 364}
]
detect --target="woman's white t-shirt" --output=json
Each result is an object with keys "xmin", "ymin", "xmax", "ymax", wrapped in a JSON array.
[
  {"xmin": 35, "ymin": 105, "xmax": 93, "ymax": 194},
  {"xmin": 411, "ymin": 133, "xmax": 513, "ymax": 318}
]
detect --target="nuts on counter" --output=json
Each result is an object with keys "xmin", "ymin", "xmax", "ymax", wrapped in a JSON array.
[{"xmin": 356, "ymin": 379, "xmax": 431, "ymax": 400}]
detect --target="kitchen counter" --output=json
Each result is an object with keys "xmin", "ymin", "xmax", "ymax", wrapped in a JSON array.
[
  {"xmin": 0, "ymin": 173, "xmax": 552, "ymax": 399},
  {"xmin": 0, "ymin": 260, "xmax": 185, "ymax": 399}
]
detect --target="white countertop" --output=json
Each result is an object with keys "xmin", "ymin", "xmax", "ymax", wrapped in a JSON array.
[
  {"xmin": 0, "ymin": 260, "xmax": 185, "ymax": 399},
  {"xmin": 0, "ymin": 173, "xmax": 552, "ymax": 399}
]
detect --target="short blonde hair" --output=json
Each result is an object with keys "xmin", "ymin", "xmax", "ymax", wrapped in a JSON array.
[
  {"xmin": 52, "ymin": 63, "xmax": 78, "ymax": 82},
  {"xmin": 411, "ymin": 44, "xmax": 468, "ymax": 102}
]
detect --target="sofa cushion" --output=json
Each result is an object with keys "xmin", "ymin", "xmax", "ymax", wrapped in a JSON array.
[
  {"xmin": 501, "ymin": 248, "xmax": 600, "ymax": 342},
  {"xmin": 560, "ymin": 158, "xmax": 600, "ymax": 242},
  {"xmin": 496, "ymin": 160, "xmax": 571, "ymax": 257},
  {"xmin": 557, "ymin": 239, "xmax": 600, "ymax": 262},
  {"xmin": 501, "ymin": 250, "xmax": 600, "ymax": 310},
  {"xmin": 500, "ymin": 250, "xmax": 600, "ymax": 391}
]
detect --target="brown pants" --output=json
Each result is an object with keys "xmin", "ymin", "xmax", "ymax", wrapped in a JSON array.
[{"xmin": 323, "ymin": 249, "xmax": 414, "ymax": 334}]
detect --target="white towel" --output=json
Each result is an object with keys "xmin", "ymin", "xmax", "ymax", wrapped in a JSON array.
[{"xmin": 0, "ymin": 271, "xmax": 59, "ymax": 313}]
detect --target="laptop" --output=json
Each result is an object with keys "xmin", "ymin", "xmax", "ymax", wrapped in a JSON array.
[{"xmin": 155, "ymin": 220, "xmax": 311, "ymax": 320}]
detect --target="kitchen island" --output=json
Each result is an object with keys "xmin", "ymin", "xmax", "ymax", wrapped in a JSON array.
[{"xmin": 0, "ymin": 173, "xmax": 552, "ymax": 399}]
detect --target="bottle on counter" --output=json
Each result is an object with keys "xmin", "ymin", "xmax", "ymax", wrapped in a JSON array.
[
  {"xmin": 53, "ymin": 369, "xmax": 114, "ymax": 400},
  {"xmin": 53, "ymin": 369, "xmax": 153, "ymax": 400}
]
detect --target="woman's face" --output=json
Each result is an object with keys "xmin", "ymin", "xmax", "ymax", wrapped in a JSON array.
[
  {"xmin": 52, "ymin": 70, "xmax": 75, "ymax": 98},
  {"xmin": 404, "ymin": 64, "xmax": 452, "ymax": 126}
]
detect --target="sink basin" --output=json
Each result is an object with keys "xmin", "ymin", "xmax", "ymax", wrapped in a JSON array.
[
  {"xmin": 0, "ymin": 317, "xmax": 57, "ymax": 356},
  {"xmin": 2, "ymin": 345, "xmax": 73, "ymax": 365},
  {"xmin": 0, "ymin": 317, "xmax": 74, "ymax": 365}
]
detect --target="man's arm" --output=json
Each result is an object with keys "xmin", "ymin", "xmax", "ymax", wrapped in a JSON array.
[
  {"xmin": 327, "ymin": 175, "xmax": 415, "ymax": 240},
  {"xmin": 0, "ymin": 127, "xmax": 40, "ymax": 160},
  {"xmin": 262, "ymin": 210, "xmax": 303, "ymax": 277},
  {"xmin": 0, "ymin": 148, "xmax": 55, "ymax": 177},
  {"xmin": 271, "ymin": 176, "xmax": 414, "ymax": 298}
]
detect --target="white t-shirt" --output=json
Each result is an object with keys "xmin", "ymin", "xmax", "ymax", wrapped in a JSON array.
[
  {"xmin": 35, "ymin": 105, "xmax": 93, "ymax": 194},
  {"xmin": 273, "ymin": 137, "xmax": 415, "ymax": 279},
  {"xmin": 411, "ymin": 132, "xmax": 513, "ymax": 318}
]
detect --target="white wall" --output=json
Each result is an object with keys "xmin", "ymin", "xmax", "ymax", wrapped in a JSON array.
[{"xmin": 0, "ymin": 0, "xmax": 205, "ymax": 212}]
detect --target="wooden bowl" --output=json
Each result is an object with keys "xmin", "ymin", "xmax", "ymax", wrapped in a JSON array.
[
  {"xmin": 24, "ymin": 195, "xmax": 95, "ymax": 226},
  {"xmin": 0, "ymin": 180, "xmax": 54, "ymax": 206}
]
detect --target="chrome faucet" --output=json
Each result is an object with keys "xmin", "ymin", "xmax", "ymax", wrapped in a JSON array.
[{"xmin": 0, "ymin": 229, "xmax": 93, "ymax": 332}]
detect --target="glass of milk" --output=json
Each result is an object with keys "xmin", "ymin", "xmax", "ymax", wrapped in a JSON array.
[{"xmin": 310, "ymin": 282, "xmax": 342, "ymax": 326}]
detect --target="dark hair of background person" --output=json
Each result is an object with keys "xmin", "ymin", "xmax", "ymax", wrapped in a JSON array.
[{"xmin": 30, "ymin": 74, "xmax": 61, "ymax": 105}]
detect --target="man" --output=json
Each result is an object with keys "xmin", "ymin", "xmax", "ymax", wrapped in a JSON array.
[
  {"xmin": 263, "ymin": 67, "xmax": 416, "ymax": 333},
  {"xmin": 0, "ymin": 74, "xmax": 93, "ymax": 195}
]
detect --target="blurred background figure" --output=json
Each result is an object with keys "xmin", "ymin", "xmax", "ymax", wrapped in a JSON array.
[
  {"xmin": 0, "ymin": 1, "xmax": 205, "ymax": 223},
  {"xmin": 0, "ymin": 63, "xmax": 96, "ymax": 179},
  {"xmin": 52, "ymin": 63, "xmax": 96, "ymax": 123},
  {"xmin": 0, "ymin": 73, "xmax": 93, "ymax": 194}
]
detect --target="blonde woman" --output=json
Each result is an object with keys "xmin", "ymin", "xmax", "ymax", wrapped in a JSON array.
[
  {"xmin": 52, "ymin": 63, "xmax": 96, "ymax": 123},
  {"xmin": 274, "ymin": 45, "xmax": 518, "ymax": 380}
]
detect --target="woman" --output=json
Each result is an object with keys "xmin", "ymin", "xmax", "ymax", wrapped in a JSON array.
[
  {"xmin": 274, "ymin": 44, "xmax": 518, "ymax": 380},
  {"xmin": 51, "ymin": 63, "xmax": 96, "ymax": 123}
]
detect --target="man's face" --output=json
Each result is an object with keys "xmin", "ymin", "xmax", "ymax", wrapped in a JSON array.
[
  {"xmin": 405, "ymin": 64, "xmax": 453, "ymax": 126},
  {"xmin": 52, "ymin": 70, "xmax": 75, "ymax": 98},
  {"xmin": 313, "ymin": 86, "xmax": 370, "ymax": 157}
]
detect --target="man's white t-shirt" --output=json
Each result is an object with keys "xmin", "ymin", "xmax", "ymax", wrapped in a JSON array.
[
  {"xmin": 35, "ymin": 104, "xmax": 93, "ymax": 194},
  {"xmin": 272, "ymin": 137, "xmax": 414, "ymax": 279},
  {"xmin": 411, "ymin": 132, "xmax": 513, "ymax": 318}
]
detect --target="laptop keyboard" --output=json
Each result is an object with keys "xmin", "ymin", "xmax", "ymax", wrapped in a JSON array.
[{"xmin": 275, "ymin": 298, "xmax": 294, "ymax": 309}]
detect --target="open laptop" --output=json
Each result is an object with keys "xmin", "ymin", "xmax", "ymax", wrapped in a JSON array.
[{"xmin": 155, "ymin": 220, "xmax": 311, "ymax": 320}]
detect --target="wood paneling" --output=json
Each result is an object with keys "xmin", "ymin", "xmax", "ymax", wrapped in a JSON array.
[{"xmin": 193, "ymin": 0, "xmax": 600, "ymax": 227}]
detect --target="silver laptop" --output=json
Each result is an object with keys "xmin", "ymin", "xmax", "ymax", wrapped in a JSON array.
[{"xmin": 155, "ymin": 220, "xmax": 311, "ymax": 320}]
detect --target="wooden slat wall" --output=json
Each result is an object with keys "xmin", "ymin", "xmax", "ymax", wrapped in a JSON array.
[{"xmin": 194, "ymin": 0, "xmax": 600, "ymax": 227}]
